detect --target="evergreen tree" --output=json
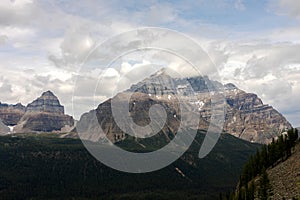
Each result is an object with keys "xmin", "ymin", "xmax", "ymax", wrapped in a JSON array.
[
  {"xmin": 233, "ymin": 128, "xmax": 297, "ymax": 200},
  {"xmin": 258, "ymin": 167, "xmax": 271, "ymax": 200},
  {"xmin": 260, "ymin": 145, "xmax": 268, "ymax": 169},
  {"xmin": 268, "ymin": 138, "xmax": 276, "ymax": 167},
  {"xmin": 247, "ymin": 180, "xmax": 255, "ymax": 200},
  {"xmin": 278, "ymin": 135, "xmax": 285, "ymax": 161}
]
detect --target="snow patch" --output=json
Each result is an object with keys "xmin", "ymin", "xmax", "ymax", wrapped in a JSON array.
[
  {"xmin": 8, "ymin": 125, "xmax": 15, "ymax": 134},
  {"xmin": 192, "ymin": 100, "xmax": 205, "ymax": 110},
  {"xmin": 175, "ymin": 167, "xmax": 186, "ymax": 177},
  {"xmin": 177, "ymin": 84, "xmax": 188, "ymax": 89}
]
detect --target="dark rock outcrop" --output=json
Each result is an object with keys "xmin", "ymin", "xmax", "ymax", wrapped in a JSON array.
[
  {"xmin": 26, "ymin": 91, "xmax": 64, "ymax": 114},
  {"xmin": 0, "ymin": 119, "xmax": 9, "ymax": 135},
  {"xmin": 0, "ymin": 102, "xmax": 25, "ymax": 126},
  {"xmin": 19, "ymin": 112, "xmax": 74, "ymax": 132},
  {"xmin": 77, "ymin": 92, "xmax": 183, "ymax": 143}
]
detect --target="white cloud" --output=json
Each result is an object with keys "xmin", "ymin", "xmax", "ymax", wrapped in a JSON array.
[
  {"xmin": 0, "ymin": 0, "xmax": 35, "ymax": 26},
  {"xmin": 0, "ymin": 0, "xmax": 300, "ymax": 127},
  {"xmin": 234, "ymin": 0, "xmax": 246, "ymax": 11},
  {"xmin": 214, "ymin": 40, "xmax": 300, "ymax": 126},
  {"xmin": 142, "ymin": 3, "xmax": 178, "ymax": 25},
  {"xmin": 102, "ymin": 68, "xmax": 120, "ymax": 78},
  {"xmin": 0, "ymin": 35, "xmax": 8, "ymax": 46},
  {"xmin": 269, "ymin": 27, "xmax": 300, "ymax": 42},
  {"xmin": 270, "ymin": 0, "xmax": 300, "ymax": 19}
]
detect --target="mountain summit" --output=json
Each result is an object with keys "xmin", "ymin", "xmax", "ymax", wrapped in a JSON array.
[
  {"xmin": 26, "ymin": 90, "xmax": 64, "ymax": 114},
  {"xmin": 0, "ymin": 91, "xmax": 74, "ymax": 133},
  {"xmin": 78, "ymin": 70, "xmax": 292, "ymax": 144}
]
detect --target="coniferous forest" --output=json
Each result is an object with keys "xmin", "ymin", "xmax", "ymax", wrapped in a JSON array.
[
  {"xmin": 224, "ymin": 128, "xmax": 299, "ymax": 200},
  {"xmin": 0, "ymin": 130, "xmax": 260, "ymax": 200}
]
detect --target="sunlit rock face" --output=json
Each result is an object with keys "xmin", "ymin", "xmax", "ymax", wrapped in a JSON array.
[
  {"xmin": 78, "ymin": 69, "xmax": 292, "ymax": 144},
  {"xmin": 223, "ymin": 89, "xmax": 292, "ymax": 143}
]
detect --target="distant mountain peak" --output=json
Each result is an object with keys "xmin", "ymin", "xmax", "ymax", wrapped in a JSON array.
[
  {"xmin": 0, "ymin": 90, "xmax": 74, "ymax": 133},
  {"xmin": 41, "ymin": 90, "xmax": 55, "ymax": 97},
  {"xmin": 150, "ymin": 68, "xmax": 168, "ymax": 77},
  {"xmin": 26, "ymin": 91, "xmax": 64, "ymax": 114},
  {"xmin": 224, "ymin": 83, "xmax": 238, "ymax": 90},
  {"xmin": 90, "ymin": 68, "xmax": 292, "ymax": 144}
]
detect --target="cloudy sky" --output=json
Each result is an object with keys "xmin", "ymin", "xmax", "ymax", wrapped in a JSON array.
[{"xmin": 0, "ymin": 0, "xmax": 300, "ymax": 127}]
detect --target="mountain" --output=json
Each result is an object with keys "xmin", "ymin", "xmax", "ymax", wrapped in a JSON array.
[
  {"xmin": 0, "ymin": 119, "xmax": 9, "ymax": 135},
  {"xmin": 0, "ymin": 102, "xmax": 25, "ymax": 126},
  {"xmin": 0, "ymin": 130, "xmax": 260, "ymax": 199},
  {"xmin": 26, "ymin": 90, "xmax": 65, "ymax": 114},
  {"xmin": 77, "ymin": 69, "xmax": 292, "ymax": 144},
  {"xmin": 0, "ymin": 91, "xmax": 74, "ymax": 133}
]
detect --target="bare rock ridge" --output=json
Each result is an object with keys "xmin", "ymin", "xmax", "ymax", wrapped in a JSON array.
[
  {"xmin": 0, "ymin": 102, "xmax": 25, "ymax": 126},
  {"xmin": 129, "ymin": 70, "xmax": 292, "ymax": 143},
  {"xmin": 78, "ymin": 69, "xmax": 292, "ymax": 144},
  {"xmin": 0, "ymin": 91, "xmax": 74, "ymax": 133},
  {"xmin": 223, "ymin": 90, "xmax": 291, "ymax": 143},
  {"xmin": 26, "ymin": 90, "xmax": 64, "ymax": 114}
]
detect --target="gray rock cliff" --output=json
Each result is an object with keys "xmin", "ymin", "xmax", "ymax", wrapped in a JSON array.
[{"xmin": 77, "ymin": 70, "xmax": 292, "ymax": 144}]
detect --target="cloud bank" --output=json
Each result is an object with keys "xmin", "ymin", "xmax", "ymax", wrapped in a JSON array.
[{"xmin": 0, "ymin": 0, "xmax": 299, "ymax": 127}]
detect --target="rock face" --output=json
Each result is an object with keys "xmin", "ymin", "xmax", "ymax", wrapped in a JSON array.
[
  {"xmin": 0, "ymin": 102, "xmax": 25, "ymax": 126},
  {"xmin": 0, "ymin": 91, "xmax": 74, "ymax": 133},
  {"xmin": 0, "ymin": 119, "xmax": 9, "ymax": 135},
  {"xmin": 77, "ymin": 92, "xmax": 182, "ymax": 143},
  {"xmin": 77, "ymin": 69, "xmax": 292, "ymax": 144},
  {"xmin": 223, "ymin": 90, "xmax": 291, "ymax": 143},
  {"xmin": 128, "ymin": 70, "xmax": 292, "ymax": 143},
  {"xmin": 26, "ymin": 91, "xmax": 64, "ymax": 114},
  {"xmin": 18, "ymin": 112, "xmax": 74, "ymax": 132}
]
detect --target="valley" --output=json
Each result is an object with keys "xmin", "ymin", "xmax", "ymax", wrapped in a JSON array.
[{"xmin": 0, "ymin": 130, "xmax": 260, "ymax": 199}]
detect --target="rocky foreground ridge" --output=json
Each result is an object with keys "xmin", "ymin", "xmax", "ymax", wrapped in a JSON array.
[
  {"xmin": 267, "ymin": 141, "xmax": 300, "ymax": 199},
  {"xmin": 77, "ymin": 69, "xmax": 292, "ymax": 144},
  {"xmin": 0, "ymin": 91, "xmax": 74, "ymax": 134}
]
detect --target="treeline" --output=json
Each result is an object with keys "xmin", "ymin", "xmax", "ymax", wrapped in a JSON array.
[{"xmin": 221, "ymin": 128, "xmax": 299, "ymax": 200}]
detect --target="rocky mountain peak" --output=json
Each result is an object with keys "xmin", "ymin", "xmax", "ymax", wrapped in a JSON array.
[
  {"xmin": 150, "ymin": 67, "xmax": 168, "ymax": 77},
  {"xmin": 224, "ymin": 83, "xmax": 238, "ymax": 90},
  {"xmin": 26, "ymin": 91, "xmax": 64, "ymax": 114},
  {"xmin": 0, "ymin": 91, "xmax": 74, "ymax": 133},
  {"xmin": 0, "ymin": 102, "xmax": 26, "ymax": 126},
  {"xmin": 41, "ymin": 90, "xmax": 55, "ymax": 97},
  {"xmin": 85, "ymin": 70, "xmax": 292, "ymax": 144},
  {"xmin": 17, "ymin": 91, "xmax": 74, "ymax": 133}
]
